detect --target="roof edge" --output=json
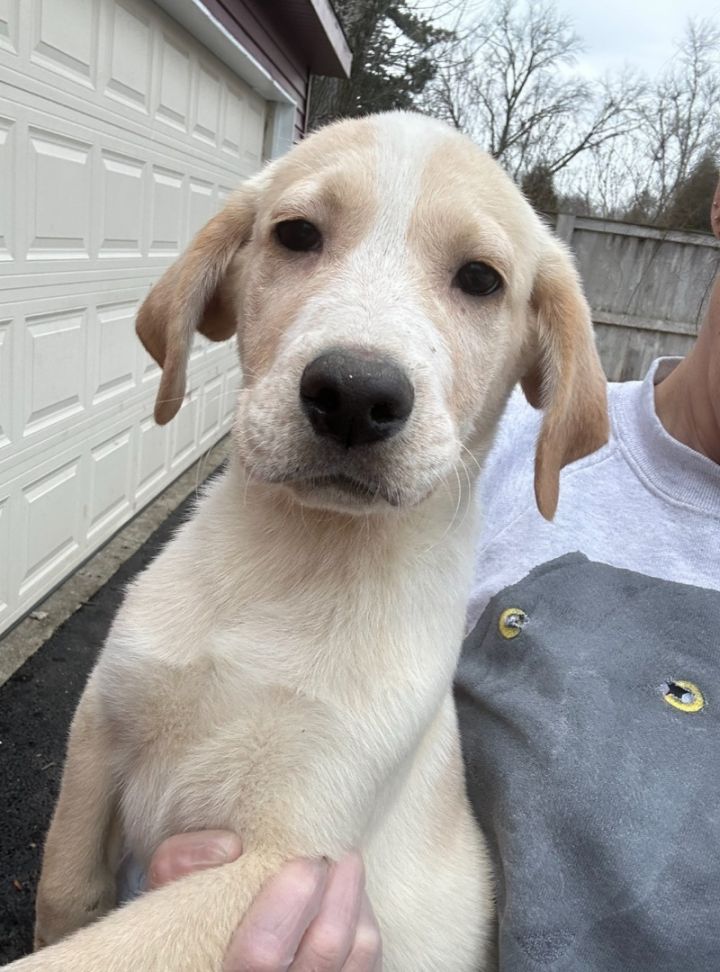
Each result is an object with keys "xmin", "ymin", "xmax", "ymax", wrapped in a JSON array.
[
  {"xmin": 301, "ymin": 0, "xmax": 352, "ymax": 79},
  {"xmin": 155, "ymin": 0, "xmax": 298, "ymax": 104}
]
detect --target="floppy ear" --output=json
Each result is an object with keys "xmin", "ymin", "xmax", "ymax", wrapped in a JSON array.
[
  {"xmin": 136, "ymin": 183, "xmax": 258, "ymax": 425},
  {"xmin": 520, "ymin": 242, "xmax": 609, "ymax": 521}
]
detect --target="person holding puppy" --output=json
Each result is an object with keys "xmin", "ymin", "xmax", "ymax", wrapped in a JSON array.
[{"xmin": 77, "ymin": 176, "xmax": 720, "ymax": 971}]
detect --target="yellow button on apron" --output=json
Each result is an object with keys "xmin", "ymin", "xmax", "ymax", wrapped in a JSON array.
[
  {"xmin": 660, "ymin": 680, "xmax": 705, "ymax": 713},
  {"xmin": 498, "ymin": 607, "xmax": 528, "ymax": 639}
]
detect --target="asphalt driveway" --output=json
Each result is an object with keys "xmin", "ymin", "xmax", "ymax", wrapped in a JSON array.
[{"xmin": 0, "ymin": 485, "xmax": 204, "ymax": 963}]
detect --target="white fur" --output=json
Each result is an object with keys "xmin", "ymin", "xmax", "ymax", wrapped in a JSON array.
[{"xmin": 21, "ymin": 112, "xmax": 607, "ymax": 972}]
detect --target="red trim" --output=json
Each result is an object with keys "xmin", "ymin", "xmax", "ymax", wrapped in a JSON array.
[{"xmin": 201, "ymin": 0, "xmax": 309, "ymax": 106}]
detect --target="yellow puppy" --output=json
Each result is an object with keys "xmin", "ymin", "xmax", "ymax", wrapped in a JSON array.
[{"xmin": 22, "ymin": 112, "xmax": 607, "ymax": 972}]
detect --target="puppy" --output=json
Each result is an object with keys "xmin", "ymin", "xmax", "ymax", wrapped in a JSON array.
[{"xmin": 20, "ymin": 111, "xmax": 607, "ymax": 971}]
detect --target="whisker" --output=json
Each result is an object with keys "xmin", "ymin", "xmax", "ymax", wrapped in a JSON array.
[
  {"xmin": 459, "ymin": 443, "xmax": 482, "ymax": 478},
  {"xmin": 456, "ymin": 455, "xmax": 474, "ymax": 533},
  {"xmin": 194, "ymin": 442, "xmax": 214, "ymax": 500}
]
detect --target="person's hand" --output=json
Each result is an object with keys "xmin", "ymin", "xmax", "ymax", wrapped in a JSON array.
[{"xmin": 148, "ymin": 831, "xmax": 382, "ymax": 970}]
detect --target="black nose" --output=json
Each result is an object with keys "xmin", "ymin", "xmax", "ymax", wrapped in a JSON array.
[{"xmin": 300, "ymin": 350, "xmax": 415, "ymax": 448}]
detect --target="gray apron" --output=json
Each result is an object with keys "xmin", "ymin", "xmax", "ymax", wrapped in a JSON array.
[{"xmin": 456, "ymin": 552, "xmax": 720, "ymax": 970}]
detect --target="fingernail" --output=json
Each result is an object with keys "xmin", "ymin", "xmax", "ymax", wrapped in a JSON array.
[{"xmin": 197, "ymin": 832, "xmax": 243, "ymax": 865}]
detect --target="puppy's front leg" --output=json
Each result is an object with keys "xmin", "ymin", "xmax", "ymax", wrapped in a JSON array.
[
  {"xmin": 13, "ymin": 848, "xmax": 285, "ymax": 971},
  {"xmin": 34, "ymin": 677, "xmax": 120, "ymax": 949}
]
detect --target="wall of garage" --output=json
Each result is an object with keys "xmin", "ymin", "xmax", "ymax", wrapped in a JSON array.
[{"xmin": 0, "ymin": 0, "xmax": 292, "ymax": 636}]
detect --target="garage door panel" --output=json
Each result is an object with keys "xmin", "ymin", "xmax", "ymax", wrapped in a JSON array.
[
  {"xmin": 0, "ymin": 0, "xmax": 273, "ymax": 635},
  {"xmin": 150, "ymin": 165, "xmax": 184, "ymax": 255},
  {"xmin": 0, "ymin": 492, "xmax": 10, "ymax": 620},
  {"xmin": 1, "ymin": 345, "xmax": 238, "ymax": 631},
  {"xmin": 24, "ymin": 308, "xmax": 87, "ymax": 436},
  {"xmin": 136, "ymin": 412, "xmax": 169, "ymax": 501},
  {"xmin": 1, "ymin": 4, "xmax": 266, "ymax": 185},
  {"xmin": 156, "ymin": 31, "xmax": 191, "ymax": 132},
  {"xmin": 31, "ymin": 0, "xmax": 99, "ymax": 89},
  {"xmin": 100, "ymin": 151, "xmax": 146, "ymax": 257},
  {"xmin": 188, "ymin": 177, "xmax": 215, "ymax": 235},
  {"xmin": 244, "ymin": 93, "xmax": 265, "ymax": 167},
  {"xmin": 19, "ymin": 457, "xmax": 83, "ymax": 599},
  {"xmin": 0, "ymin": 0, "xmax": 20, "ymax": 56},
  {"xmin": 0, "ymin": 316, "xmax": 12, "ymax": 449},
  {"xmin": 1, "ymin": 102, "xmax": 248, "ymax": 279},
  {"xmin": 3, "ymin": 287, "xmax": 237, "ymax": 469},
  {"xmin": 87, "ymin": 426, "xmax": 134, "ymax": 541},
  {"xmin": 93, "ymin": 300, "xmax": 139, "ymax": 404},
  {"xmin": 222, "ymin": 85, "xmax": 246, "ymax": 158},
  {"xmin": 170, "ymin": 392, "xmax": 200, "ymax": 469},
  {"xmin": 194, "ymin": 62, "xmax": 221, "ymax": 146},
  {"xmin": 27, "ymin": 128, "xmax": 93, "ymax": 260},
  {"xmin": 2, "ymin": 285, "xmax": 148, "ymax": 458},
  {"xmin": 0, "ymin": 115, "xmax": 16, "ymax": 259},
  {"xmin": 105, "ymin": 0, "xmax": 153, "ymax": 113}
]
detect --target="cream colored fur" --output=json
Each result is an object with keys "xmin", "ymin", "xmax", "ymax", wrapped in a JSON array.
[{"xmin": 12, "ymin": 112, "xmax": 608, "ymax": 972}]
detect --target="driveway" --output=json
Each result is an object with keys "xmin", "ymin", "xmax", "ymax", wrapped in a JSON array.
[{"xmin": 0, "ymin": 483, "xmax": 206, "ymax": 962}]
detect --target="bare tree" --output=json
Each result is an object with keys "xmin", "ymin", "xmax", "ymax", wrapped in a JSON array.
[
  {"xmin": 569, "ymin": 137, "xmax": 645, "ymax": 220},
  {"xmin": 423, "ymin": 0, "xmax": 640, "ymax": 182},
  {"xmin": 312, "ymin": 1, "xmax": 719, "ymax": 230},
  {"xmin": 573, "ymin": 18, "xmax": 720, "ymax": 224},
  {"xmin": 635, "ymin": 19, "xmax": 720, "ymax": 222}
]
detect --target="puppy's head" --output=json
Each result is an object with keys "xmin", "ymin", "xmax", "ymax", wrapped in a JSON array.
[{"xmin": 137, "ymin": 112, "xmax": 607, "ymax": 519}]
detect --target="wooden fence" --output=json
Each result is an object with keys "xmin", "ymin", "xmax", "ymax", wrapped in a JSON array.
[{"xmin": 549, "ymin": 213, "xmax": 720, "ymax": 380}]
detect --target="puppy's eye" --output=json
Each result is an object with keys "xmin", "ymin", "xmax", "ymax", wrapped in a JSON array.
[
  {"xmin": 275, "ymin": 219, "xmax": 322, "ymax": 252},
  {"xmin": 455, "ymin": 261, "xmax": 502, "ymax": 297}
]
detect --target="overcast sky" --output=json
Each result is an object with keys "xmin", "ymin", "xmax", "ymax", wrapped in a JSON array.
[
  {"xmin": 541, "ymin": 0, "xmax": 719, "ymax": 78},
  {"xmin": 432, "ymin": 0, "xmax": 720, "ymax": 79}
]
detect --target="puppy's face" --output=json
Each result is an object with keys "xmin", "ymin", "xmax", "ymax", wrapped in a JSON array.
[{"xmin": 137, "ymin": 113, "xmax": 608, "ymax": 518}]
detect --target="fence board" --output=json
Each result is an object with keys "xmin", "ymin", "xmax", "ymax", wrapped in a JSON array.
[{"xmin": 550, "ymin": 213, "xmax": 719, "ymax": 380}]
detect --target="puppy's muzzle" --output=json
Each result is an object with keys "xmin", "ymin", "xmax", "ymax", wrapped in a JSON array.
[{"xmin": 300, "ymin": 349, "xmax": 415, "ymax": 448}]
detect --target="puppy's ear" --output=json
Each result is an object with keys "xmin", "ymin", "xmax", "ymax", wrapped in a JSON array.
[
  {"xmin": 521, "ymin": 242, "xmax": 609, "ymax": 520},
  {"xmin": 136, "ymin": 181, "xmax": 259, "ymax": 425}
]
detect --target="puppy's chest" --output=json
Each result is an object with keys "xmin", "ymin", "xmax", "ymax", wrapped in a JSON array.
[
  {"xmin": 104, "ymin": 646, "xmax": 421, "ymax": 860},
  {"xmin": 108, "ymin": 670, "xmax": 306, "ymax": 841},
  {"xmin": 104, "ymin": 577, "xmax": 468, "ymax": 860}
]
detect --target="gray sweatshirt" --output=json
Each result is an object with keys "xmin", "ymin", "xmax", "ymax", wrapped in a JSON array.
[{"xmin": 456, "ymin": 359, "xmax": 720, "ymax": 970}]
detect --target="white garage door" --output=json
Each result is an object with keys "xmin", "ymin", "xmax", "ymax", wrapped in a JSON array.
[{"xmin": 0, "ymin": 0, "xmax": 285, "ymax": 635}]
